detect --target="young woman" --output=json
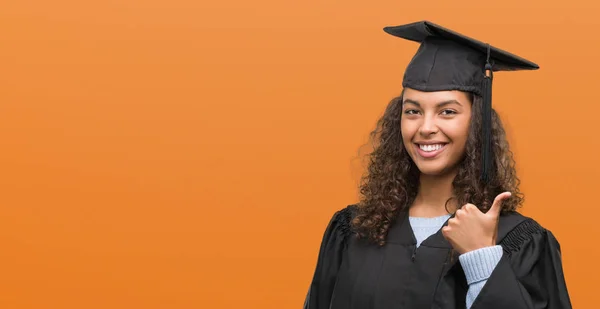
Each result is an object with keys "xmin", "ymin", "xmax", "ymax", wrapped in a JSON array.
[{"xmin": 303, "ymin": 21, "xmax": 572, "ymax": 309}]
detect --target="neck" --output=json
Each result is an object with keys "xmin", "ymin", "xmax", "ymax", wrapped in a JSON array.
[{"xmin": 410, "ymin": 171, "xmax": 458, "ymax": 217}]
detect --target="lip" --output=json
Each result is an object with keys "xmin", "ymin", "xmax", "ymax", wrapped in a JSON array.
[
  {"xmin": 415, "ymin": 143, "xmax": 448, "ymax": 159},
  {"xmin": 414, "ymin": 141, "xmax": 448, "ymax": 145}
]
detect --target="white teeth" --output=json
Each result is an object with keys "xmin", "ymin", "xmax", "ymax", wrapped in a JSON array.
[{"xmin": 419, "ymin": 144, "xmax": 444, "ymax": 152}]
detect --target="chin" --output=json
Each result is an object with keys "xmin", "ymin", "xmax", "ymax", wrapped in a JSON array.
[
  {"xmin": 414, "ymin": 162, "xmax": 454, "ymax": 176},
  {"xmin": 417, "ymin": 168, "xmax": 446, "ymax": 176}
]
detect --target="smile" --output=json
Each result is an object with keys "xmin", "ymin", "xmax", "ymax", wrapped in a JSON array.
[
  {"xmin": 415, "ymin": 143, "xmax": 448, "ymax": 158},
  {"xmin": 419, "ymin": 144, "xmax": 445, "ymax": 152}
]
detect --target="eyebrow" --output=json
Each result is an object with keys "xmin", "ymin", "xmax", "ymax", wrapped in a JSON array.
[{"xmin": 402, "ymin": 99, "xmax": 462, "ymax": 107}]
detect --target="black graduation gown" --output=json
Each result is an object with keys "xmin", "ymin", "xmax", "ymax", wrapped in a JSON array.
[{"xmin": 304, "ymin": 205, "xmax": 572, "ymax": 309}]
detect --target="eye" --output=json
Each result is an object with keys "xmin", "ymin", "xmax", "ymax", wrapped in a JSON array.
[
  {"xmin": 440, "ymin": 109, "xmax": 457, "ymax": 115},
  {"xmin": 404, "ymin": 109, "xmax": 420, "ymax": 115}
]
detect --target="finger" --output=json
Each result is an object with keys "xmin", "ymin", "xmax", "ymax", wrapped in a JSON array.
[
  {"xmin": 464, "ymin": 203, "xmax": 478, "ymax": 213},
  {"xmin": 448, "ymin": 218, "xmax": 458, "ymax": 226},
  {"xmin": 442, "ymin": 226, "xmax": 451, "ymax": 237},
  {"xmin": 488, "ymin": 191, "xmax": 512, "ymax": 218}
]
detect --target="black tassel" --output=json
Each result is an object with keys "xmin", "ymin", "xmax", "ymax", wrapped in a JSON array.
[{"xmin": 481, "ymin": 62, "xmax": 494, "ymax": 184}]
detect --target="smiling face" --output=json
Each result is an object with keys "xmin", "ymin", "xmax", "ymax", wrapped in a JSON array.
[{"xmin": 400, "ymin": 88, "xmax": 473, "ymax": 177}]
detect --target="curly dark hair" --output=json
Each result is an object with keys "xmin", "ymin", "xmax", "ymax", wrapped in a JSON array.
[{"xmin": 351, "ymin": 90, "xmax": 524, "ymax": 246}]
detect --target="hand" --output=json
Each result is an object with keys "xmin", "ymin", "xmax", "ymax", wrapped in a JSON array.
[{"xmin": 441, "ymin": 192, "xmax": 512, "ymax": 254}]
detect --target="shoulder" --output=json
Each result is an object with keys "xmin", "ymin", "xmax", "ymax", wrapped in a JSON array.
[
  {"xmin": 324, "ymin": 204, "xmax": 358, "ymax": 239},
  {"xmin": 497, "ymin": 211, "xmax": 557, "ymax": 256},
  {"xmin": 316, "ymin": 204, "xmax": 361, "ymax": 247}
]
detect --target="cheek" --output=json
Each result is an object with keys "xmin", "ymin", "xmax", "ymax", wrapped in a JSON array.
[
  {"xmin": 445, "ymin": 122, "xmax": 470, "ymax": 149},
  {"xmin": 400, "ymin": 122, "xmax": 416, "ymax": 143}
]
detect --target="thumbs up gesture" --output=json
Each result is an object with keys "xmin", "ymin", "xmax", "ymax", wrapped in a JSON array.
[{"xmin": 441, "ymin": 192, "xmax": 512, "ymax": 254}]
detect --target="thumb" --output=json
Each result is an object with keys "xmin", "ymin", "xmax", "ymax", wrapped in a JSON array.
[{"xmin": 488, "ymin": 191, "xmax": 511, "ymax": 218}]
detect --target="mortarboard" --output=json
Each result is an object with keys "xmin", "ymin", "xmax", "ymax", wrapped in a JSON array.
[{"xmin": 383, "ymin": 20, "xmax": 539, "ymax": 184}]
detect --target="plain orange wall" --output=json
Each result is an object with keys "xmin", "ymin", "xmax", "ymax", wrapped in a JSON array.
[{"xmin": 1, "ymin": 0, "xmax": 597, "ymax": 308}]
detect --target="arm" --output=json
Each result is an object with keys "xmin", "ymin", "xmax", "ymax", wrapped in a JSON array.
[
  {"xmin": 459, "ymin": 245, "xmax": 503, "ymax": 309},
  {"xmin": 303, "ymin": 207, "xmax": 353, "ymax": 309},
  {"xmin": 469, "ymin": 220, "xmax": 573, "ymax": 309}
]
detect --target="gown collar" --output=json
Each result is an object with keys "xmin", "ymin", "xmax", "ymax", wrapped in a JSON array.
[{"xmin": 386, "ymin": 209, "xmax": 454, "ymax": 249}]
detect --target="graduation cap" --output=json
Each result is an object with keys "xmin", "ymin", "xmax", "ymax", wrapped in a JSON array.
[{"xmin": 383, "ymin": 20, "xmax": 539, "ymax": 184}]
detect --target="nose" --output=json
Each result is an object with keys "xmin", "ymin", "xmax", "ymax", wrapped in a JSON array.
[{"xmin": 418, "ymin": 115, "xmax": 439, "ymax": 136}]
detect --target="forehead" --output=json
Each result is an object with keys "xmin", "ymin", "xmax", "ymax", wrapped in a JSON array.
[{"xmin": 402, "ymin": 88, "xmax": 472, "ymax": 105}]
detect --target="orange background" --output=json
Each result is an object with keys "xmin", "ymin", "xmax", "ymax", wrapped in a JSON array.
[{"xmin": 0, "ymin": 0, "xmax": 597, "ymax": 308}]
